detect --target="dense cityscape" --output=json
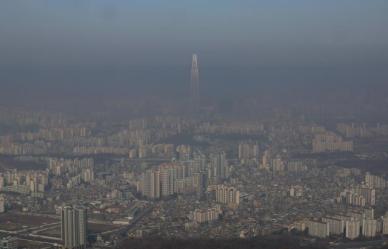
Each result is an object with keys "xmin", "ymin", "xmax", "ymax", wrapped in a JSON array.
[
  {"xmin": 1, "ymin": 55, "xmax": 388, "ymax": 248},
  {"xmin": 1, "ymin": 1, "xmax": 388, "ymax": 249}
]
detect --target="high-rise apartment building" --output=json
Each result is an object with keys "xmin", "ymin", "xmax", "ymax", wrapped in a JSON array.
[
  {"xmin": 345, "ymin": 219, "xmax": 360, "ymax": 240},
  {"xmin": 160, "ymin": 164, "xmax": 177, "ymax": 197},
  {"xmin": 0, "ymin": 195, "xmax": 4, "ymax": 213},
  {"xmin": 322, "ymin": 216, "xmax": 344, "ymax": 235},
  {"xmin": 382, "ymin": 212, "xmax": 388, "ymax": 235},
  {"xmin": 312, "ymin": 132, "xmax": 353, "ymax": 153},
  {"xmin": 139, "ymin": 169, "xmax": 160, "ymax": 199},
  {"xmin": 0, "ymin": 175, "xmax": 3, "ymax": 191},
  {"xmin": 362, "ymin": 219, "xmax": 377, "ymax": 238},
  {"xmin": 215, "ymin": 185, "xmax": 240, "ymax": 208},
  {"xmin": 307, "ymin": 220, "xmax": 329, "ymax": 238},
  {"xmin": 194, "ymin": 171, "xmax": 208, "ymax": 199},
  {"xmin": 208, "ymin": 152, "xmax": 229, "ymax": 184},
  {"xmin": 192, "ymin": 205, "xmax": 222, "ymax": 224},
  {"xmin": 259, "ymin": 149, "xmax": 271, "ymax": 170},
  {"xmin": 365, "ymin": 172, "xmax": 386, "ymax": 189},
  {"xmin": 338, "ymin": 186, "xmax": 375, "ymax": 207},
  {"xmin": 138, "ymin": 162, "xmax": 199, "ymax": 199},
  {"xmin": 238, "ymin": 143, "xmax": 259, "ymax": 164},
  {"xmin": 61, "ymin": 206, "xmax": 88, "ymax": 249}
]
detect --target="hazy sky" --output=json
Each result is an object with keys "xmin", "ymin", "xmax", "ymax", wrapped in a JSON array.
[
  {"xmin": 0, "ymin": 0, "xmax": 387, "ymax": 108},
  {"xmin": 1, "ymin": 0, "xmax": 387, "ymax": 69}
]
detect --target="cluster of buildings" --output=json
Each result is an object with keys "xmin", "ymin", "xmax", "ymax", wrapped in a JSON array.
[
  {"xmin": 289, "ymin": 185, "xmax": 303, "ymax": 197},
  {"xmin": 71, "ymin": 118, "xmax": 185, "ymax": 157},
  {"xmin": 291, "ymin": 171, "xmax": 388, "ymax": 241},
  {"xmin": 0, "ymin": 115, "xmax": 188, "ymax": 158},
  {"xmin": 0, "ymin": 142, "xmax": 49, "ymax": 155},
  {"xmin": 137, "ymin": 161, "xmax": 207, "ymax": 199},
  {"xmin": 259, "ymin": 149, "xmax": 287, "ymax": 172},
  {"xmin": 0, "ymin": 158, "xmax": 95, "ymax": 199},
  {"xmin": 238, "ymin": 142, "xmax": 260, "ymax": 164},
  {"xmin": 128, "ymin": 144, "xmax": 175, "ymax": 159},
  {"xmin": 365, "ymin": 172, "xmax": 387, "ymax": 189},
  {"xmin": 49, "ymin": 158, "xmax": 94, "ymax": 189},
  {"xmin": 213, "ymin": 184, "xmax": 240, "ymax": 209},
  {"xmin": 137, "ymin": 152, "xmax": 229, "ymax": 199},
  {"xmin": 73, "ymin": 146, "xmax": 130, "ymax": 156},
  {"xmin": 337, "ymin": 173, "xmax": 387, "ymax": 207},
  {"xmin": 75, "ymin": 143, "xmax": 188, "ymax": 159},
  {"xmin": 0, "ymin": 169, "xmax": 48, "ymax": 196},
  {"xmin": 337, "ymin": 186, "xmax": 376, "ymax": 207},
  {"xmin": 303, "ymin": 208, "xmax": 388, "ymax": 240},
  {"xmin": 49, "ymin": 158, "xmax": 94, "ymax": 177},
  {"xmin": 287, "ymin": 160, "xmax": 309, "ymax": 173},
  {"xmin": 191, "ymin": 205, "xmax": 222, "ymax": 224},
  {"xmin": 196, "ymin": 122, "xmax": 265, "ymax": 136},
  {"xmin": 259, "ymin": 151, "xmax": 310, "ymax": 174},
  {"xmin": 312, "ymin": 132, "xmax": 353, "ymax": 153},
  {"xmin": 3, "ymin": 108, "xmax": 388, "ymax": 247},
  {"xmin": 18, "ymin": 126, "xmax": 91, "ymax": 141},
  {"xmin": 337, "ymin": 123, "xmax": 388, "ymax": 138}
]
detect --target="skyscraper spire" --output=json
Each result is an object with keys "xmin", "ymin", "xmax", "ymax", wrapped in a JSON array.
[{"xmin": 190, "ymin": 54, "xmax": 200, "ymax": 111}]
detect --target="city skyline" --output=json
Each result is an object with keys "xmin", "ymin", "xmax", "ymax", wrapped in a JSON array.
[
  {"xmin": 0, "ymin": 1, "xmax": 387, "ymax": 104},
  {"xmin": 1, "ymin": 1, "xmax": 388, "ymax": 249}
]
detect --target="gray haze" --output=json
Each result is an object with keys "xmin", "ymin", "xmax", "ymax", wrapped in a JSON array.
[{"xmin": 0, "ymin": 0, "xmax": 387, "ymax": 111}]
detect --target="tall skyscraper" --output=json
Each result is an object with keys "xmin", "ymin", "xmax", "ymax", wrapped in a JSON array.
[
  {"xmin": 61, "ymin": 206, "xmax": 88, "ymax": 249},
  {"xmin": 190, "ymin": 54, "xmax": 200, "ymax": 111}
]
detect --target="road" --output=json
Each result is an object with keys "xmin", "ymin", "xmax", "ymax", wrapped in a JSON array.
[
  {"xmin": 330, "ymin": 238, "xmax": 387, "ymax": 249},
  {"xmin": 1, "ymin": 205, "xmax": 154, "ymax": 248}
]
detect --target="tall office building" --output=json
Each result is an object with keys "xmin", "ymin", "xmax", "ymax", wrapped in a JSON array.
[
  {"xmin": 190, "ymin": 54, "xmax": 200, "ymax": 111},
  {"xmin": 61, "ymin": 206, "xmax": 88, "ymax": 249}
]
